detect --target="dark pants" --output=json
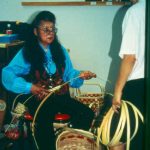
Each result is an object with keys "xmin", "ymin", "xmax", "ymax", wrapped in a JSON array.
[
  {"xmin": 12, "ymin": 93, "xmax": 94, "ymax": 150},
  {"xmin": 122, "ymin": 78, "xmax": 145, "ymax": 150}
]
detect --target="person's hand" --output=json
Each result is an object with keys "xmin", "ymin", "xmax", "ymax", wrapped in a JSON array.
[
  {"xmin": 112, "ymin": 93, "xmax": 122, "ymax": 113},
  {"xmin": 80, "ymin": 71, "xmax": 96, "ymax": 80},
  {"xmin": 31, "ymin": 84, "xmax": 49, "ymax": 100}
]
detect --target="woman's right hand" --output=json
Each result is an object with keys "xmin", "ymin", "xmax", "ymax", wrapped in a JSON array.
[{"xmin": 31, "ymin": 84, "xmax": 49, "ymax": 100}]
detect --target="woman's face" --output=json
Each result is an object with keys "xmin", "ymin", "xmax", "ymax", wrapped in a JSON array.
[{"xmin": 34, "ymin": 20, "xmax": 57, "ymax": 47}]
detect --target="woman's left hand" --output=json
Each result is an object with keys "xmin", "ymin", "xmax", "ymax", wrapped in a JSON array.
[{"xmin": 80, "ymin": 71, "xmax": 96, "ymax": 80}]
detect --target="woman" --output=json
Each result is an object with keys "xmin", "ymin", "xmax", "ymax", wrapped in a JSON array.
[{"xmin": 2, "ymin": 11, "xmax": 96, "ymax": 150}]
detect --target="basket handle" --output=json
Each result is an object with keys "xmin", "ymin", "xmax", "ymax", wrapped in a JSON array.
[{"xmin": 70, "ymin": 82, "xmax": 104, "ymax": 97}]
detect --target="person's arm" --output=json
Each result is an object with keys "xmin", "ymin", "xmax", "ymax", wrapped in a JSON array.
[
  {"xmin": 112, "ymin": 54, "xmax": 136, "ymax": 112},
  {"xmin": 2, "ymin": 49, "xmax": 32, "ymax": 94},
  {"xmin": 62, "ymin": 47, "xmax": 96, "ymax": 88},
  {"xmin": 2, "ymin": 49, "xmax": 49, "ymax": 98}
]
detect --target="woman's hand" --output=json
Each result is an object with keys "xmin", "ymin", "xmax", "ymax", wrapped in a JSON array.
[
  {"xmin": 31, "ymin": 84, "xmax": 49, "ymax": 100},
  {"xmin": 112, "ymin": 93, "xmax": 122, "ymax": 113},
  {"xmin": 80, "ymin": 71, "xmax": 96, "ymax": 80}
]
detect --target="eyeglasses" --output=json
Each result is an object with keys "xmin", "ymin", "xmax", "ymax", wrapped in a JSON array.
[{"xmin": 38, "ymin": 26, "xmax": 57, "ymax": 35}]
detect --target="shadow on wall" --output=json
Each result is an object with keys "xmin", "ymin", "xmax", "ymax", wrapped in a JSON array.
[{"xmin": 105, "ymin": 5, "xmax": 131, "ymax": 93}]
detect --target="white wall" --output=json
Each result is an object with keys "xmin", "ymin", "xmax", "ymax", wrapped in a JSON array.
[{"xmin": 0, "ymin": 0, "xmax": 129, "ymax": 93}]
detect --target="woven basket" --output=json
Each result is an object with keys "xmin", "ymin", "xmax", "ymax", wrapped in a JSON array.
[
  {"xmin": 56, "ymin": 128, "xmax": 99, "ymax": 150},
  {"xmin": 70, "ymin": 83, "xmax": 104, "ymax": 112}
]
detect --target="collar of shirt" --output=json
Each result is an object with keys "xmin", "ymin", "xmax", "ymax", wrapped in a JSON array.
[
  {"xmin": 39, "ymin": 42, "xmax": 52, "ymax": 59},
  {"xmin": 39, "ymin": 42, "xmax": 50, "ymax": 52},
  {"xmin": 38, "ymin": 42, "xmax": 56, "ymax": 75}
]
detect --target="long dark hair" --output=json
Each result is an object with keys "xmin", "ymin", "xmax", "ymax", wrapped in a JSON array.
[{"xmin": 23, "ymin": 11, "xmax": 65, "ymax": 76}]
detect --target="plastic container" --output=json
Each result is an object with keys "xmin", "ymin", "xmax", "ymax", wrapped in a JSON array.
[{"xmin": 6, "ymin": 23, "xmax": 12, "ymax": 35}]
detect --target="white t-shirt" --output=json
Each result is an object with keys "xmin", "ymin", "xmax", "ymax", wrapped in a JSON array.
[{"xmin": 119, "ymin": 1, "xmax": 145, "ymax": 81}]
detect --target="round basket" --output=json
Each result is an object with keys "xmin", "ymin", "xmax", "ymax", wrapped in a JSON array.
[
  {"xmin": 56, "ymin": 128, "xmax": 99, "ymax": 150},
  {"xmin": 71, "ymin": 83, "xmax": 104, "ymax": 112}
]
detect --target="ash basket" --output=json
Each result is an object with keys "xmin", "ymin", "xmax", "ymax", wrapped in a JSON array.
[{"xmin": 70, "ymin": 82, "xmax": 104, "ymax": 112}]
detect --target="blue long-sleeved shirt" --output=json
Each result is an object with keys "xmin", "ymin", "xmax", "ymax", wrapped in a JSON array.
[{"xmin": 2, "ymin": 44, "xmax": 83, "ymax": 94}]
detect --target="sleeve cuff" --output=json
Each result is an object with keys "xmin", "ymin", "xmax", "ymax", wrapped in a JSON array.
[
  {"xmin": 69, "ymin": 71, "xmax": 84, "ymax": 88},
  {"xmin": 25, "ymin": 83, "xmax": 32, "ymax": 94}
]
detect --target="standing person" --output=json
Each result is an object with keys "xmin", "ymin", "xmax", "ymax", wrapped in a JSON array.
[
  {"xmin": 112, "ymin": 0, "xmax": 145, "ymax": 150},
  {"xmin": 2, "ymin": 11, "xmax": 96, "ymax": 150}
]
